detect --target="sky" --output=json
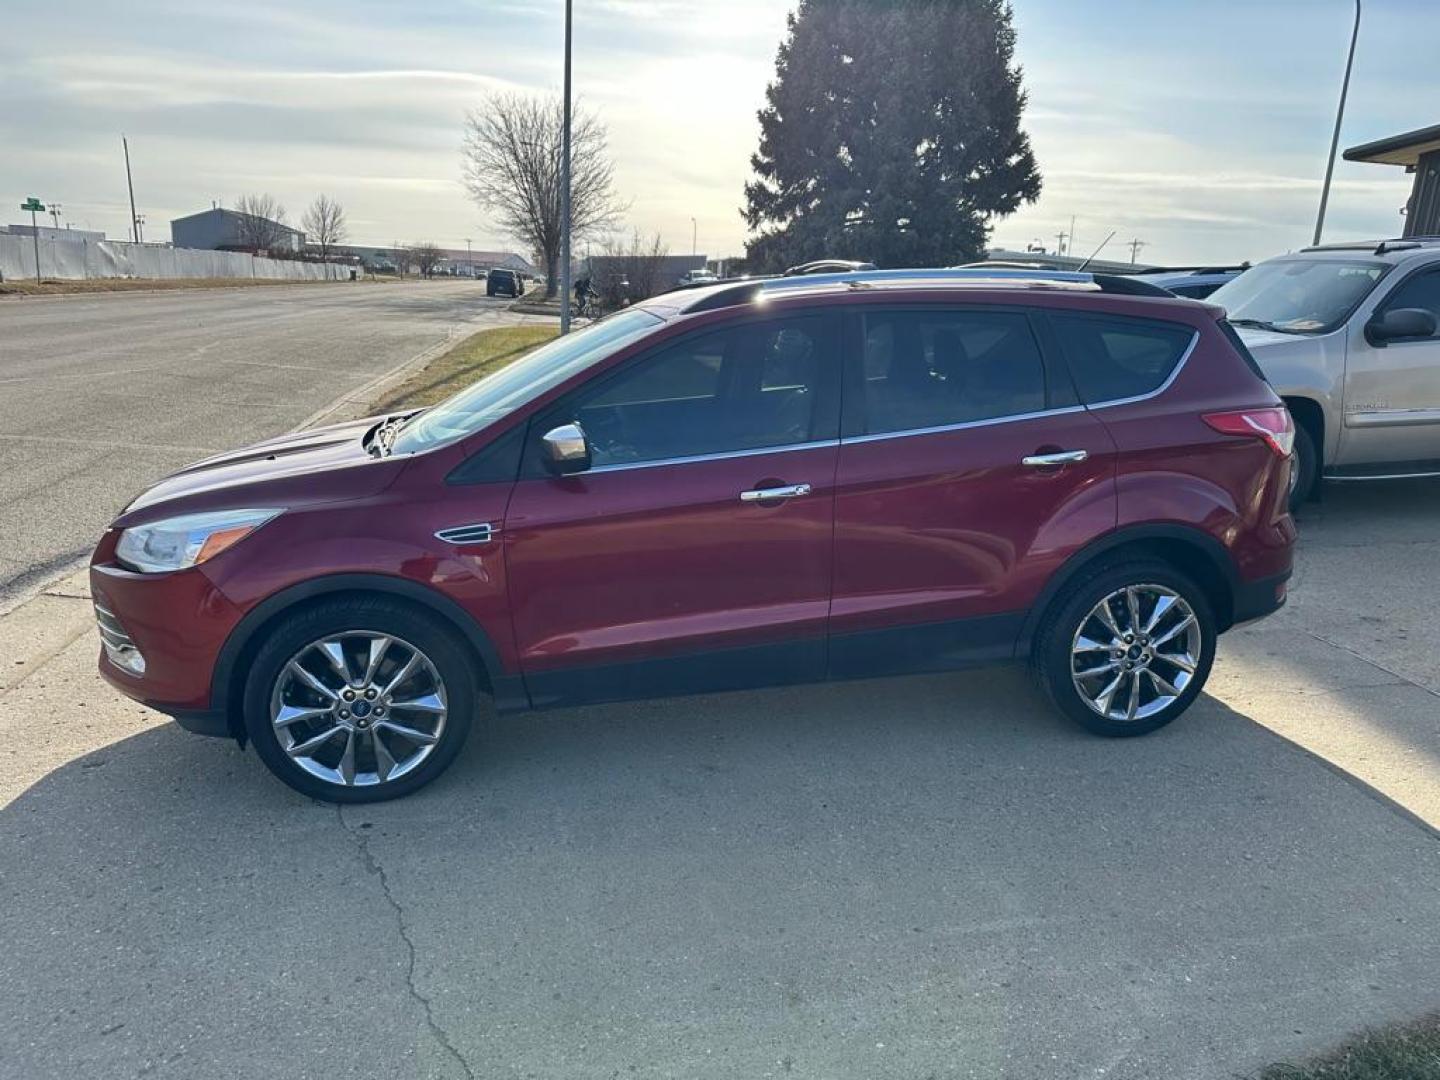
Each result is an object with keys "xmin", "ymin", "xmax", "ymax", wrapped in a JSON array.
[{"xmin": 2, "ymin": 0, "xmax": 1435, "ymax": 266}]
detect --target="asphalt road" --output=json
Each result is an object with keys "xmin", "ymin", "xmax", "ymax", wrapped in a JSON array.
[
  {"xmin": 3, "ymin": 481, "xmax": 1440, "ymax": 1080},
  {"xmin": 0, "ymin": 282, "xmax": 525, "ymax": 609}
]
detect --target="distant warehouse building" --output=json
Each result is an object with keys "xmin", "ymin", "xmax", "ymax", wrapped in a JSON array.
[
  {"xmin": 1, "ymin": 224, "xmax": 106, "ymax": 244},
  {"xmin": 1345, "ymin": 123, "xmax": 1440, "ymax": 237},
  {"xmin": 170, "ymin": 208, "xmax": 305, "ymax": 253}
]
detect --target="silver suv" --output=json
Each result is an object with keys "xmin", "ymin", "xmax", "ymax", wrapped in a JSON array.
[{"xmin": 1208, "ymin": 238, "xmax": 1440, "ymax": 507}]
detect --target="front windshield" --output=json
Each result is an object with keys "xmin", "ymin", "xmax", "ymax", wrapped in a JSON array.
[
  {"xmin": 1209, "ymin": 258, "xmax": 1390, "ymax": 334},
  {"xmin": 391, "ymin": 308, "xmax": 663, "ymax": 455}
]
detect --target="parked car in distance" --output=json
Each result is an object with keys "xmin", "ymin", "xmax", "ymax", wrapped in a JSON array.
[
  {"xmin": 1132, "ymin": 265, "xmax": 1249, "ymax": 299},
  {"xmin": 90, "ymin": 268, "xmax": 1295, "ymax": 802},
  {"xmin": 486, "ymin": 267, "xmax": 525, "ymax": 297},
  {"xmin": 784, "ymin": 258, "xmax": 878, "ymax": 275},
  {"xmin": 678, "ymin": 269, "xmax": 719, "ymax": 286},
  {"xmin": 1207, "ymin": 238, "xmax": 1440, "ymax": 507}
]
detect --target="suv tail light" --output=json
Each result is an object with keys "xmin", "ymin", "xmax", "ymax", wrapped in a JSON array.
[{"xmin": 1202, "ymin": 407, "xmax": 1295, "ymax": 458}]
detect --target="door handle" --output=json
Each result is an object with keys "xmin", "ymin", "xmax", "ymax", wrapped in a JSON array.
[
  {"xmin": 740, "ymin": 483, "xmax": 811, "ymax": 502},
  {"xmin": 1022, "ymin": 450, "xmax": 1089, "ymax": 467}
]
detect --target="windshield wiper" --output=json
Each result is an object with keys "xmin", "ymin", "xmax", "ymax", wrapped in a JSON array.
[{"xmin": 1228, "ymin": 317, "xmax": 1305, "ymax": 335}]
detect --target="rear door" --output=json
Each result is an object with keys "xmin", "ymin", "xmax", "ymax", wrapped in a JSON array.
[
  {"xmin": 503, "ymin": 311, "xmax": 842, "ymax": 706},
  {"xmin": 828, "ymin": 304, "xmax": 1116, "ymax": 677}
]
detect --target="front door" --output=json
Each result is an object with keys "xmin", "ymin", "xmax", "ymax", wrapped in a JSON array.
[
  {"xmin": 828, "ymin": 304, "xmax": 1117, "ymax": 678},
  {"xmin": 504, "ymin": 312, "xmax": 842, "ymax": 707},
  {"xmin": 1342, "ymin": 264, "xmax": 1440, "ymax": 467}
]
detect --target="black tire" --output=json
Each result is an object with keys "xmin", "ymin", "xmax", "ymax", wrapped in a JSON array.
[
  {"xmin": 243, "ymin": 597, "xmax": 477, "ymax": 803},
  {"xmin": 1031, "ymin": 560, "xmax": 1217, "ymax": 738},
  {"xmin": 1288, "ymin": 422, "xmax": 1319, "ymax": 510}
]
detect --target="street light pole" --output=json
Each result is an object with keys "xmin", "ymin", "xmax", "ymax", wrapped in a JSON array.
[
  {"xmin": 466, "ymin": 237, "xmax": 473, "ymax": 278},
  {"xmin": 691, "ymin": 217, "xmax": 697, "ymax": 256},
  {"xmin": 1314, "ymin": 0, "xmax": 1361, "ymax": 246},
  {"xmin": 560, "ymin": 0, "xmax": 573, "ymax": 335}
]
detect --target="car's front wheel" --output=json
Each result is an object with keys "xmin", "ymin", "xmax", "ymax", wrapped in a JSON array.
[
  {"xmin": 1033, "ymin": 561, "xmax": 1216, "ymax": 737},
  {"xmin": 243, "ymin": 597, "xmax": 476, "ymax": 802}
]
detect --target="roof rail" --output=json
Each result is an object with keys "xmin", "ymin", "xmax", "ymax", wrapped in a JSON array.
[
  {"xmin": 681, "ymin": 267, "xmax": 1178, "ymax": 312},
  {"xmin": 1131, "ymin": 263, "xmax": 1250, "ymax": 275},
  {"xmin": 1302, "ymin": 236, "xmax": 1440, "ymax": 254}
]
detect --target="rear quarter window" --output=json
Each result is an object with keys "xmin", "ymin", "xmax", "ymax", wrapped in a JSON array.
[{"xmin": 1050, "ymin": 314, "xmax": 1196, "ymax": 404}]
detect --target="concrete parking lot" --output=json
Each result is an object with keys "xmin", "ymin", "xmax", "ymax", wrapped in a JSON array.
[
  {"xmin": 0, "ymin": 281, "xmax": 531, "ymax": 609},
  {"xmin": 2, "ymin": 473, "xmax": 1439, "ymax": 1079}
]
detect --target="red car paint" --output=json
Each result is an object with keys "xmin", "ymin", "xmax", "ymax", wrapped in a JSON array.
[{"xmin": 90, "ymin": 282, "xmax": 1294, "ymax": 736}]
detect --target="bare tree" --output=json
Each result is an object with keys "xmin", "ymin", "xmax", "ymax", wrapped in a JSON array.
[
  {"xmin": 233, "ymin": 193, "xmax": 290, "ymax": 251},
  {"xmin": 462, "ymin": 92, "xmax": 622, "ymax": 296},
  {"xmin": 413, "ymin": 242, "xmax": 444, "ymax": 279},
  {"xmin": 594, "ymin": 229, "xmax": 669, "ymax": 308},
  {"xmin": 302, "ymin": 194, "xmax": 347, "ymax": 260},
  {"xmin": 391, "ymin": 243, "xmax": 415, "ymax": 277}
]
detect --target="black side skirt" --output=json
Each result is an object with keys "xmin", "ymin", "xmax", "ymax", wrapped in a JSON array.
[{"xmin": 518, "ymin": 612, "xmax": 1026, "ymax": 712}]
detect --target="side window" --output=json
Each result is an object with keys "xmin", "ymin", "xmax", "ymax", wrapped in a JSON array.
[
  {"xmin": 858, "ymin": 309, "xmax": 1046, "ymax": 435},
  {"xmin": 1052, "ymin": 315, "xmax": 1195, "ymax": 404},
  {"xmin": 563, "ymin": 316, "xmax": 832, "ymax": 468},
  {"xmin": 1379, "ymin": 269, "xmax": 1440, "ymax": 339}
]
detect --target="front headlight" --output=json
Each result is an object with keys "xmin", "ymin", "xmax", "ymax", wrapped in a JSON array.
[{"xmin": 115, "ymin": 508, "xmax": 281, "ymax": 574}]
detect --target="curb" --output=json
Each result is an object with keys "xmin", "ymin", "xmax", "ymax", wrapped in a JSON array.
[{"xmin": 292, "ymin": 321, "xmax": 491, "ymax": 431}]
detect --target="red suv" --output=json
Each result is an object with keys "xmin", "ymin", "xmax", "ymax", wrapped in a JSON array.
[{"xmin": 90, "ymin": 270, "xmax": 1296, "ymax": 802}]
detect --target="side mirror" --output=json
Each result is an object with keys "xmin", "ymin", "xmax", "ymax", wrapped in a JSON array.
[
  {"xmin": 541, "ymin": 422, "xmax": 591, "ymax": 476},
  {"xmin": 1366, "ymin": 307, "xmax": 1438, "ymax": 346}
]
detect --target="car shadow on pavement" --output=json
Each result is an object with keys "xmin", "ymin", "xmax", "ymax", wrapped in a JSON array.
[
  {"xmin": 1212, "ymin": 477, "xmax": 1440, "ymax": 828},
  {"xmin": 5, "ymin": 666, "xmax": 1440, "ymax": 1080}
]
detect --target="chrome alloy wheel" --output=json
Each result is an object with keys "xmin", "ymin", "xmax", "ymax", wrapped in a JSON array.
[
  {"xmin": 269, "ymin": 631, "xmax": 448, "ymax": 788},
  {"xmin": 1070, "ymin": 584, "xmax": 1202, "ymax": 723}
]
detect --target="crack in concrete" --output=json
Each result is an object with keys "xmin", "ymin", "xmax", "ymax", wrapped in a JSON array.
[
  {"xmin": 336, "ymin": 807, "xmax": 475, "ymax": 1080},
  {"xmin": 1300, "ymin": 627, "xmax": 1440, "ymax": 701}
]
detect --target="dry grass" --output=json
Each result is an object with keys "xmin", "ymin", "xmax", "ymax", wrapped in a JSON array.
[
  {"xmin": 374, "ymin": 324, "xmax": 559, "ymax": 411},
  {"xmin": 0, "ymin": 276, "xmax": 364, "ymax": 298},
  {"xmin": 1253, "ymin": 1014, "xmax": 1440, "ymax": 1080}
]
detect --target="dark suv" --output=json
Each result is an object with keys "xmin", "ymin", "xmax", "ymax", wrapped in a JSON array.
[
  {"xmin": 90, "ymin": 269, "xmax": 1296, "ymax": 802},
  {"xmin": 485, "ymin": 267, "xmax": 524, "ymax": 297}
]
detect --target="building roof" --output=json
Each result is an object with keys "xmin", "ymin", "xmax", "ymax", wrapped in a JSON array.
[
  {"xmin": 1344, "ymin": 123, "xmax": 1440, "ymax": 167},
  {"xmin": 170, "ymin": 207, "xmax": 302, "ymax": 236}
]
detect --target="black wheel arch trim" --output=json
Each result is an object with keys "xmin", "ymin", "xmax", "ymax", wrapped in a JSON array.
[
  {"xmin": 1015, "ymin": 524, "xmax": 1242, "ymax": 656},
  {"xmin": 209, "ymin": 573, "xmax": 527, "ymax": 736}
]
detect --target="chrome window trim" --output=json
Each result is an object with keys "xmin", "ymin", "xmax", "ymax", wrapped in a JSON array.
[
  {"xmin": 840, "ymin": 405, "xmax": 1087, "ymax": 445},
  {"xmin": 1077, "ymin": 328, "xmax": 1199, "ymax": 411},
  {"xmin": 587, "ymin": 438, "xmax": 840, "ymax": 474}
]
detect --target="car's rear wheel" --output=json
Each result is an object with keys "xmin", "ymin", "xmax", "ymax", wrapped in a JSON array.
[
  {"xmin": 1033, "ymin": 561, "xmax": 1216, "ymax": 737},
  {"xmin": 243, "ymin": 598, "xmax": 476, "ymax": 802}
]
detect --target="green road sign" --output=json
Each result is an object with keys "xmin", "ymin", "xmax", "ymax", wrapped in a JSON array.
[{"xmin": 21, "ymin": 197, "xmax": 44, "ymax": 212}]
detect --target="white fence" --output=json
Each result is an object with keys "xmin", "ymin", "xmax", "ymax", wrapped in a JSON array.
[{"xmin": 0, "ymin": 234, "xmax": 349, "ymax": 283}]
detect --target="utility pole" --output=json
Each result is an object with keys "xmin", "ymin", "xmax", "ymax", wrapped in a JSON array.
[
  {"xmin": 559, "ymin": 0, "xmax": 573, "ymax": 334},
  {"xmin": 1128, "ymin": 238, "xmax": 1147, "ymax": 264},
  {"xmin": 691, "ymin": 216, "xmax": 697, "ymax": 257},
  {"xmin": 123, "ymin": 136, "xmax": 139, "ymax": 244},
  {"xmin": 134, "ymin": 214, "xmax": 146, "ymax": 243},
  {"xmin": 48, "ymin": 203, "xmax": 63, "ymax": 228},
  {"xmin": 466, "ymin": 237, "xmax": 473, "ymax": 278},
  {"xmin": 1054, "ymin": 230, "xmax": 1068, "ymax": 257},
  {"xmin": 1068, "ymin": 215, "xmax": 1076, "ymax": 259},
  {"xmin": 1314, "ymin": 0, "xmax": 1361, "ymax": 246}
]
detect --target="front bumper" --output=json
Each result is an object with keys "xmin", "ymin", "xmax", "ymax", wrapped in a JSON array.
[{"xmin": 90, "ymin": 543, "xmax": 245, "ymax": 730}]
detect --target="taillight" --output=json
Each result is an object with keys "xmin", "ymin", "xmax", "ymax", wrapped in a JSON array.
[{"xmin": 1202, "ymin": 406, "xmax": 1295, "ymax": 458}]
